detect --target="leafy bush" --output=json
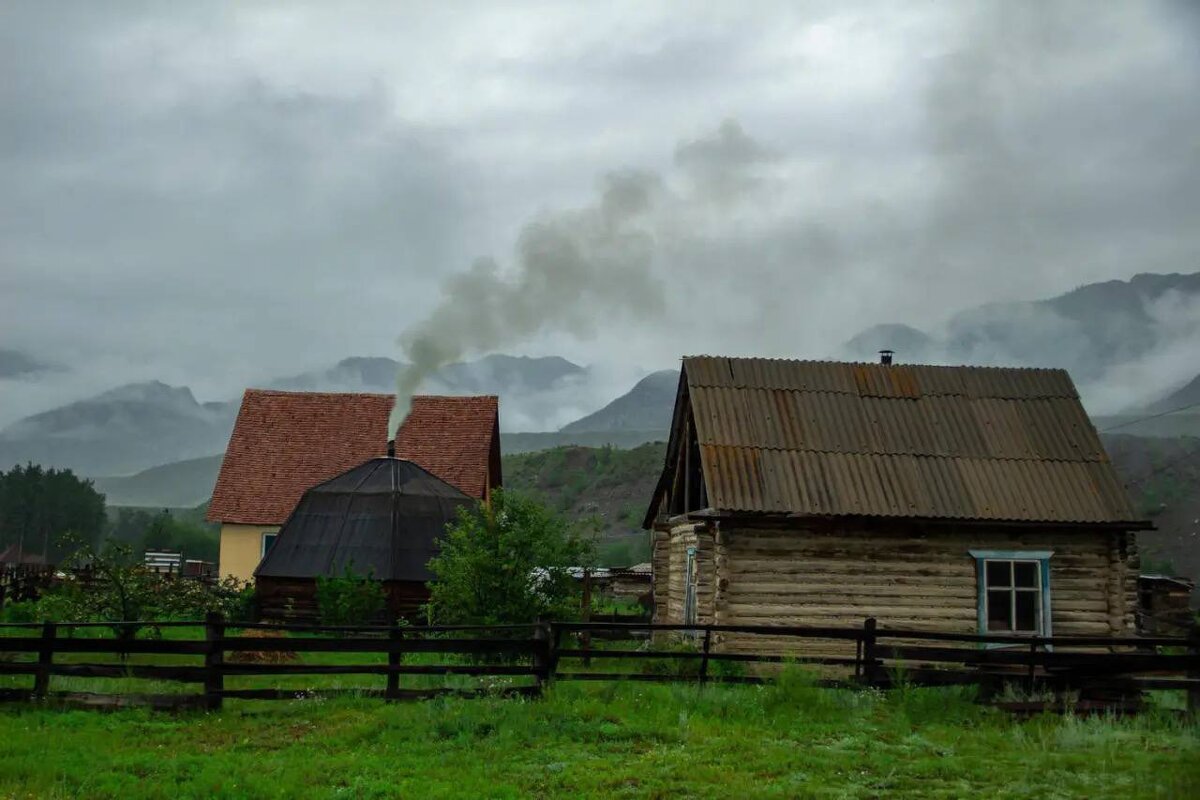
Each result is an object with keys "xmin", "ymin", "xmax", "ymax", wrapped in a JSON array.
[
  {"xmin": 426, "ymin": 489, "xmax": 594, "ymax": 625},
  {"xmin": 315, "ymin": 566, "xmax": 387, "ymax": 626},
  {"xmin": 25, "ymin": 537, "xmax": 255, "ymax": 638}
]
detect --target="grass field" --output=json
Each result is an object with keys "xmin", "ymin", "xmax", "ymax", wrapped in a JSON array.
[{"xmin": 0, "ymin": 676, "xmax": 1196, "ymax": 799}]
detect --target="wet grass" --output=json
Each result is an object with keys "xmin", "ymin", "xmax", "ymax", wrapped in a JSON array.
[{"xmin": 0, "ymin": 668, "xmax": 1196, "ymax": 799}]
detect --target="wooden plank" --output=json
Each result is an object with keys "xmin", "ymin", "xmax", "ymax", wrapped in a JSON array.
[
  {"xmin": 0, "ymin": 663, "xmax": 37, "ymax": 675},
  {"xmin": 219, "ymin": 637, "xmax": 536, "ymax": 655},
  {"xmin": 33, "ymin": 622, "xmax": 54, "ymax": 699},
  {"xmin": 218, "ymin": 686, "xmax": 541, "ymax": 701},
  {"xmin": 220, "ymin": 664, "xmax": 536, "ymax": 677},
  {"xmin": 49, "ymin": 664, "xmax": 206, "ymax": 682},
  {"xmin": 27, "ymin": 639, "xmax": 210, "ymax": 655}
]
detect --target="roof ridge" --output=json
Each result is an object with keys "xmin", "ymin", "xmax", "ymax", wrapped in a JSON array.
[
  {"xmin": 682, "ymin": 355, "xmax": 1071, "ymax": 374},
  {"xmin": 243, "ymin": 388, "xmax": 498, "ymax": 402}
]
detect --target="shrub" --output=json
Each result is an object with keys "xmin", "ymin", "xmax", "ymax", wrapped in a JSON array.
[
  {"xmin": 315, "ymin": 566, "xmax": 387, "ymax": 626},
  {"xmin": 426, "ymin": 489, "xmax": 594, "ymax": 625}
]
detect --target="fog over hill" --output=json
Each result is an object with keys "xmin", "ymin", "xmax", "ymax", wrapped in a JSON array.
[
  {"xmin": 843, "ymin": 271, "xmax": 1200, "ymax": 415},
  {"xmin": 4, "ymin": 272, "xmax": 1200, "ymax": 478}
]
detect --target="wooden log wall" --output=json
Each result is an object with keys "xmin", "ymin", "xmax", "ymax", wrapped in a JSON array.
[
  {"xmin": 655, "ymin": 521, "xmax": 1140, "ymax": 656},
  {"xmin": 652, "ymin": 521, "xmax": 716, "ymax": 625}
]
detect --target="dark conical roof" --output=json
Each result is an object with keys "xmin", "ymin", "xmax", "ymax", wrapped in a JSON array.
[{"xmin": 255, "ymin": 457, "xmax": 476, "ymax": 582}]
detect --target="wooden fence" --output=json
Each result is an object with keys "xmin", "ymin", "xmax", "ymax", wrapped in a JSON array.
[
  {"xmin": 0, "ymin": 564, "xmax": 56, "ymax": 608},
  {"xmin": 0, "ymin": 615, "xmax": 1196, "ymax": 712}
]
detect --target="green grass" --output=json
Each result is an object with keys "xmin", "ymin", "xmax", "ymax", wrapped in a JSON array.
[
  {"xmin": 1, "ymin": 627, "xmax": 1197, "ymax": 797},
  {"xmin": 0, "ymin": 673, "xmax": 1196, "ymax": 798}
]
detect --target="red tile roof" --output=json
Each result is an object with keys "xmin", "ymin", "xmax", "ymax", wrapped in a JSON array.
[{"xmin": 207, "ymin": 390, "xmax": 499, "ymax": 525}]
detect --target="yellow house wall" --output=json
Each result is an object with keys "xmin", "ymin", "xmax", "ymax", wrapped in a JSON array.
[{"xmin": 218, "ymin": 524, "xmax": 279, "ymax": 582}]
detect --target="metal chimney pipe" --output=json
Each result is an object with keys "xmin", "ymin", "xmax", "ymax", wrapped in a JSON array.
[
  {"xmin": 879, "ymin": 349, "xmax": 894, "ymax": 366},
  {"xmin": 387, "ymin": 439, "xmax": 396, "ymax": 458}
]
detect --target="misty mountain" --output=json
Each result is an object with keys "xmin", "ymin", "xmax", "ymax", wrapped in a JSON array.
[
  {"xmin": 1142, "ymin": 373, "xmax": 1200, "ymax": 415},
  {"xmin": 560, "ymin": 370, "xmax": 679, "ymax": 434},
  {"xmin": 94, "ymin": 453, "xmax": 224, "ymax": 508},
  {"xmin": 0, "ymin": 354, "xmax": 599, "ymax": 477},
  {"xmin": 271, "ymin": 353, "xmax": 586, "ymax": 394},
  {"xmin": 844, "ymin": 271, "xmax": 1200, "ymax": 391},
  {"xmin": 843, "ymin": 325, "xmax": 939, "ymax": 363},
  {"xmin": 0, "ymin": 382, "xmax": 238, "ymax": 476},
  {"xmin": 0, "ymin": 348, "xmax": 56, "ymax": 379}
]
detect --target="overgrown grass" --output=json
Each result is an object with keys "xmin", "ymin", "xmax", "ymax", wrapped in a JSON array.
[{"xmin": 0, "ymin": 668, "xmax": 1196, "ymax": 798}]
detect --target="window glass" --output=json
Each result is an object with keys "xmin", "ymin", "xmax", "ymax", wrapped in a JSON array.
[
  {"xmin": 1013, "ymin": 561, "xmax": 1038, "ymax": 587},
  {"xmin": 1014, "ymin": 591, "xmax": 1039, "ymax": 632},
  {"xmin": 986, "ymin": 560, "xmax": 1011, "ymax": 588},
  {"xmin": 262, "ymin": 532, "xmax": 278, "ymax": 558},
  {"xmin": 986, "ymin": 590, "xmax": 1011, "ymax": 631}
]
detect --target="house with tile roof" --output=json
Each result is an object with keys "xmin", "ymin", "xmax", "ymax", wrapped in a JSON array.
[
  {"xmin": 644, "ymin": 355, "xmax": 1151, "ymax": 646},
  {"xmin": 208, "ymin": 390, "xmax": 500, "ymax": 582}
]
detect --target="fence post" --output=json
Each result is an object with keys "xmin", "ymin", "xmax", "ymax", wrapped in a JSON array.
[
  {"xmin": 861, "ymin": 617, "xmax": 878, "ymax": 686},
  {"xmin": 1027, "ymin": 640, "xmax": 1039, "ymax": 696},
  {"xmin": 204, "ymin": 611, "xmax": 225, "ymax": 712},
  {"xmin": 33, "ymin": 621, "xmax": 56, "ymax": 699},
  {"xmin": 531, "ymin": 621, "xmax": 551, "ymax": 692},
  {"xmin": 386, "ymin": 626, "xmax": 403, "ymax": 700},
  {"xmin": 581, "ymin": 569, "xmax": 592, "ymax": 668},
  {"xmin": 699, "ymin": 627, "xmax": 712, "ymax": 687},
  {"xmin": 1188, "ymin": 624, "xmax": 1200, "ymax": 716}
]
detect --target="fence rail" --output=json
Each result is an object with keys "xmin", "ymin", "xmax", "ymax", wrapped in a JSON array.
[{"xmin": 0, "ymin": 615, "xmax": 1195, "ymax": 712}]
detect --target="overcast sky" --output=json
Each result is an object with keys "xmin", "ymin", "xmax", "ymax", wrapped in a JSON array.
[{"xmin": 2, "ymin": 1, "xmax": 1198, "ymax": 423}]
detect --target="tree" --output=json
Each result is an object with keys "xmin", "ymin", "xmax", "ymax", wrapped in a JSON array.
[
  {"xmin": 36, "ymin": 536, "xmax": 254, "ymax": 641},
  {"xmin": 426, "ymin": 489, "xmax": 594, "ymax": 625},
  {"xmin": 0, "ymin": 464, "xmax": 106, "ymax": 562}
]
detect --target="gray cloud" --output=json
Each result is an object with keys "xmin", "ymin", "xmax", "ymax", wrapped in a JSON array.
[{"xmin": 1, "ymin": 1, "xmax": 1198, "ymax": 428}]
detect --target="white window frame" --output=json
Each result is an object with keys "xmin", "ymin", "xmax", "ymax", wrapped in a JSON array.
[
  {"xmin": 261, "ymin": 532, "xmax": 278, "ymax": 559},
  {"xmin": 969, "ymin": 550, "xmax": 1053, "ymax": 641}
]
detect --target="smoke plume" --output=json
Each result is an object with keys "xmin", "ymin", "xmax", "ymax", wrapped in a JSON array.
[{"xmin": 389, "ymin": 170, "xmax": 666, "ymax": 436}]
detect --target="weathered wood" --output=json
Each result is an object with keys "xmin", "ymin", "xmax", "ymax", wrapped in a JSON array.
[
  {"xmin": 33, "ymin": 621, "xmax": 55, "ymax": 699},
  {"xmin": 386, "ymin": 627, "xmax": 403, "ymax": 699},
  {"xmin": 204, "ymin": 611, "xmax": 224, "ymax": 711},
  {"xmin": 50, "ymin": 664, "xmax": 206, "ymax": 682},
  {"xmin": 219, "ymin": 663, "xmax": 536, "ymax": 676},
  {"xmin": 219, "ymin": 637, "xmax": 536, "ymax": 655},
  {"xmin": 531, "ymin": 622, "xmax": 550, "ymax": 690},
  {"xmin": 861, "ymin": 617, "xmax": 878, "ymax": 684}
]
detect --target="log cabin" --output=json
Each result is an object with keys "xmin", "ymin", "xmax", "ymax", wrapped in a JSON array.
[
  {"xmin": 208, "ymin": 390, "xmax": 500, "ymax": 583},
  {"xmin": 642, "ymin": 356, "xmax": 1151, "ymax": 648}
]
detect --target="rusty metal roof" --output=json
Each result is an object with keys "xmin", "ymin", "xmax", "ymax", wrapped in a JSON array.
[{"xmin": 652, "ymin": 356, "xmax": 1144, "ymax": 525}]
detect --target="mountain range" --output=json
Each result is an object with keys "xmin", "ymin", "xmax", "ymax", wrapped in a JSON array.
[
  {"xmin": 4, "ymin": 270, "xmax": 1200, "ymax": 506},
  {"xmin": 844, "ymin": 271, "xmax": 1200, "ymax": 395}
]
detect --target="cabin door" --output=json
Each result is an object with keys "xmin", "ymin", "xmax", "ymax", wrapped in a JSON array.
[{"xmin": 683, "ymin": 546, "xmax": 698, "ymax": 626}]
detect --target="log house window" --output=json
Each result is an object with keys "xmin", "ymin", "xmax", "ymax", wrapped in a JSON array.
[{"xmin": 969, "ymin": 550, "xmax": 1053, "ymax": 638}]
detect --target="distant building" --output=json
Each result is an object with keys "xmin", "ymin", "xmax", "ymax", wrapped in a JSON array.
[
  {"xmin": 207, "ymin": 390, "xmax": 500, "ymax": 582},
  {"xmin": 643, "ymin": 356, "xmax": 1150, "ymax": 644}
]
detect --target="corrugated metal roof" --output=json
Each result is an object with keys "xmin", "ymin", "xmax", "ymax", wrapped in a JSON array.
[{"xmin": 666, "ymin": 357, "xmax": 1142, "ymax": 525}]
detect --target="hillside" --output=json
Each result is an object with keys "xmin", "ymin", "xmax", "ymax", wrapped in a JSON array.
[
  {"xmin": 1142, "ymin": 372, "xmax": 1200, "ymax": 414},
  {"xmin": 94, "ymin": 454, "xmax": 224, "ymax": 508},
  {"xmin": 502, "ymin": 443, "xmax": 667, "ymax": 565},
  {"xmin": 1102, "ymin": 434, "xmax": 1200, "ymax": 587},
  {"xmin": 559, "ymin": 370, "xmax": 677, "ymax": 433}
]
